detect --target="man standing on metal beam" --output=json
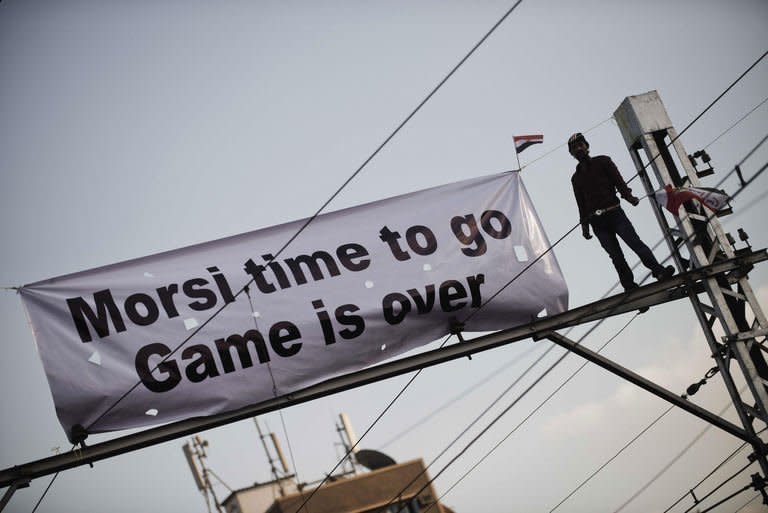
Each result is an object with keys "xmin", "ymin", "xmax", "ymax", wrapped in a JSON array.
[{"xmin": 568, "ymin": 132, "xmax": 674, "ymax": 291}]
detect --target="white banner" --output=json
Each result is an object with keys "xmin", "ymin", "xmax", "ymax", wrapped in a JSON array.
[{"xmin": 20, "ymin": 172, "xmax": 568, "ymax": 438}]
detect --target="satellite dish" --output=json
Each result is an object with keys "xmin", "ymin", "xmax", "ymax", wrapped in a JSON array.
[{"xmin": 355, "ymin": 449, "xmax": 397, "ymax": 470}]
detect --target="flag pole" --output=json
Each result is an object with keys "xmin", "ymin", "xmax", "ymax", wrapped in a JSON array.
[{"xmin": 514, "ymin": 142, "xmax": 522, "ymax": 172}]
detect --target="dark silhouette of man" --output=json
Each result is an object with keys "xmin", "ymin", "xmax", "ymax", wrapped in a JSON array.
[{"xmin": 569, "ymin": 132, "xmax": 674, "ymax": 290}]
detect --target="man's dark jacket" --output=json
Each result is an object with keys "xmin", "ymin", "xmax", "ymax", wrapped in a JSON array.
[{"xmin": 571, "ymin": 155, "xmax": 634, "ymax": 228}]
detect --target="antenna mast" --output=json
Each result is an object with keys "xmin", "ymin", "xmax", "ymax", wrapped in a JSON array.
[
  {"xmin": 182, "ymin": 436, "xmax": 224, "ymax": 513},
  {"xmin": 253, "ymin": 418, "xmax": 290, "ymax": 495},
  {"xmin": 336, "ymin": 412, "xmax": 359, "ymax": 475}
]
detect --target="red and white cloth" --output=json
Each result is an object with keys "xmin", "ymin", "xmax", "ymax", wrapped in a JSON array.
[{"xmin": 654, "ymin": 184, "xmax": 730, "ymax": 216}]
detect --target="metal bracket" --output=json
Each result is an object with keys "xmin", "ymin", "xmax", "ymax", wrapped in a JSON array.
[
  {"xmin": 449, "ymin": 320, "xmax": 470, "ymax": 360},
  {"xmin": 723, "ymin": 328, "xmax": 768, "ymax": 343}
]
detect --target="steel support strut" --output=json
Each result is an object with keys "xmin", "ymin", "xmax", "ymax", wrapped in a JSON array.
[
  {"xmin": 615, "ymin": 91, "xmax": 768, "ymax": 478},
  {"xmin": 542, "ymin": 331, "xmax": 763, "ymax": 445},
  {"xmin": 0, "ymin": 480, "xmax": 29, "ymax": 512}
]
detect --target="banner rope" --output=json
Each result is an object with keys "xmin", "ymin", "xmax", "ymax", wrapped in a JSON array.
[
  {"xmin": 520, "ymin": 116, "xmax": 614, "ymax": 171},
  {"xmin": 244, "ymin": 287, "xmax": 281, "ymax": 398}
]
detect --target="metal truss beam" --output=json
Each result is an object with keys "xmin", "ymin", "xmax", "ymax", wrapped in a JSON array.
[
  {"xmin": 0, "ymin": 250, "xmax": 765, "ymax": 489},
  {"xmin": 615, "ymin": 90, "xmax": 768, "ymax": 479}
]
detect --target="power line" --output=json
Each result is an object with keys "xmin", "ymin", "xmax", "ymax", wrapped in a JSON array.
[
  {"xmin": 464, "ymin": 222, "xmax": 581, "ymax": 323},
  {"xmin": 681, "ymin": 460, "xmax": 756, "ymax": 513},
  {"xmin": 30, "ymin": 472, "xmax": 58, "ymax": 513},
  {"xmin": 244, "ymin": 289, "xmax": 308, "ymax": 512},
  {"xmin": 698, "ymin": 479, "xmax": 757, "ymax": 513},
  {"xmin": 379, "ymin": 343, "xmax": 540, "ymax": 449},
  {"xmin": 729, "ymin": 187, "xmax": 768, "ymax": 220},
  {"xmin": 81, "ymin": 0, "xmax": 528, "ymax": 436},
  {"xmin": 521, "ymin": 116, "xmax": 614, "ymax": 170},
  {"xmin": 607, "ymin": 131, "xmax": 768, "ymax": 296},
  {"xmin": 550, "ymin": 404, "xmax": 674, "ymax": 512},
  {"xmin": 26, "ymin": 442, "xmax": 79, "ymax": 513},
  {"xmin": 599, "ymin": 123, "xmax": 768, "ymax": 298},
  {"xmin": 551, "ymin": 385, "xmax": 749, "ymax": 513},
  {"xmin": 362, "ymin": 208, "xmax": 617, "ymax": 512},
  {"xmin": 287, "ymin": 335, "xmax": 452, "ymax": 513},
  {"xmin": 714, "ymin": 133, "xmax": 768, "ymax": 188},
  {"xmin": 672, "ymin": 51, "xmax": 767, "ymax": 152},
  {"xmin": 663, "ymin": 439, "xmax": 752, "ymax": 513},
  {"xmin": 734, "ymin": 493, "xmax": 761, "ymax": 513},
  {"xmin": 384, "ymin": 275, "xmax": 651, "ymax": 511},
  {"xmin": 381, "ymin": 341, "xmax": 563, "ymax": 509},
  {"xmin": 611, "ymin": 400, "xmax": 745, "ymax": 513},
  {"xmin": 344, "ymin": 173, "xmax": 620, "ymax": 510},
  {"xmin": 703, "ymin": 95, "xmax": 768, "ymax": 151},
  {"xmin": 625, "ymin": 50, "xmax": 767, "ymax": 186},
  {"xmin": 422, "ymin": 312, "xmax": 640, "ymax": 511}
]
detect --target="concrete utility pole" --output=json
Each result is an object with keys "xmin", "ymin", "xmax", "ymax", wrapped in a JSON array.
[{"xmin": 614, "ymin": 91, "xmax": 768, "ymax": 481}]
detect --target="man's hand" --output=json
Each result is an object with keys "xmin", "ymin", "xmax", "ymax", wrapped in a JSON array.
[
  {"xmin": 582, "ymin": 225, "xmax": 592, "ymax": 240},
  {"xmin": 627, "ymin": 195, "xmax": 640, "ymax": 206}
]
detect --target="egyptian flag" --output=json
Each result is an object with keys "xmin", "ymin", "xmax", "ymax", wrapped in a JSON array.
[
  {"xmin": 513, "ymin": 134, "xmax": 544, "ymax": 154},
  {"xmin": 654, "ymin": 184, "xmax": 731, "ymax": 216}
]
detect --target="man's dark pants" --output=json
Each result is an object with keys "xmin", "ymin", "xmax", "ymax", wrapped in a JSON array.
[{"xmin": 590, "ymin": 208, "xmax": 661, "ymax": 289}]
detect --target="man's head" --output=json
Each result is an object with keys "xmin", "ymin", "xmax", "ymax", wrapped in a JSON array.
[{"xmin": 568, "ymin": 132, "xmax": 590, "ymax": 161}]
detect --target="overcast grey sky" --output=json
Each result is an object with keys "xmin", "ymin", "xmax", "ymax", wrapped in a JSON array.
[{"xmin": 1, "ymin": 1, "xmax": 767, "ymax": 512}]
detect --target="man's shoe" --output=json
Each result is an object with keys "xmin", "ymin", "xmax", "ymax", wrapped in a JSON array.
[
  {"xmin": 652, "ymin": 265, "xmax": 675, "ymax": 280},
  {"xmin": 622, "ymin": 282, "xmax": 649, "ymax": 312},
  {"xmin": 622, "ymin": 282, "xmax": 639, "ymax": 292}
]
